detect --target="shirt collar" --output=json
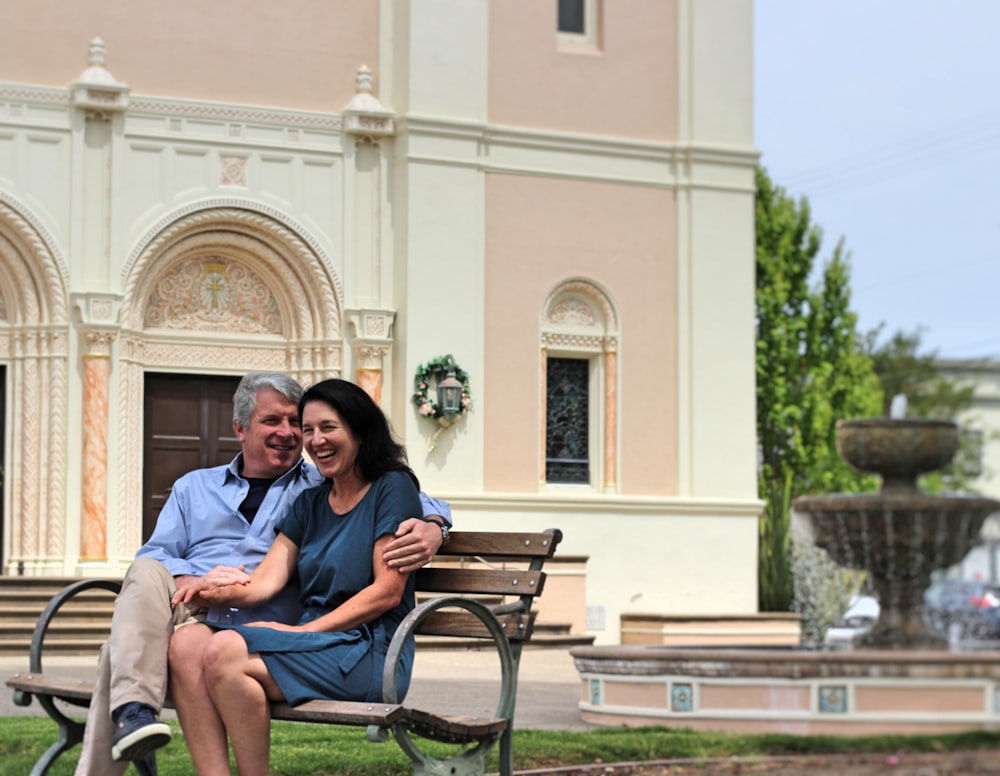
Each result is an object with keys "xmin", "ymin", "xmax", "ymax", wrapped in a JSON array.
[{"xmin": 223, "ymin": 453, "xmax": 305, "ymax": 485}]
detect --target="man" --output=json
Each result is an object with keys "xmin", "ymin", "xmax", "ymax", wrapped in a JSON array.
[{"xmin": 74, "ymin": 372, "xmax": 450, "ymax": 775}]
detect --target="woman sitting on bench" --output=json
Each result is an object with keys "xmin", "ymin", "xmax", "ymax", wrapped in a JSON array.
[{"xmin": 171, "ymin": 378, "xmax": 421, "ymax": 776}]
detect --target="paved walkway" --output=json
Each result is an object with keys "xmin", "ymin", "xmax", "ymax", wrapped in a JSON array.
[{"xmin": 0, "ymin": 646, "xmax": 593, "ymax": 731}]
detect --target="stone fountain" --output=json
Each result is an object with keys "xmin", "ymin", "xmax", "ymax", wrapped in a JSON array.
[
  {"xmin": 571, "ymin": 416, "xmax": 1000, "ymax": 734},
  {"xmin": 794, "ymin": 417, "xmax": 1000, "ymax": 647}
]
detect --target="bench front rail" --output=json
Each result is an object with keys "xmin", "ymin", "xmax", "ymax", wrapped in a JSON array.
[{"xmin": 6, "ymin": 528, "xmax": 562, "ymax": 776}]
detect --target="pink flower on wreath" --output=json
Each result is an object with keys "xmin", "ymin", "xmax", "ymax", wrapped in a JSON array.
[{"xmin": 418, "ymin": 401, "xmax": 435, "ymax": 416}]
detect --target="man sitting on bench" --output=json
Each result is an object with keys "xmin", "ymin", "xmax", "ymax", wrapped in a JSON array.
[{"xmin": 74, "ymin": 371, "xmax": 451, "ymax": 776}]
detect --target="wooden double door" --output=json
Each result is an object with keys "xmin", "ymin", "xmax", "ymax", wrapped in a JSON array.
[{"xmin": 142, "ymin": 373, "xmax": 242, "ymax": 543}]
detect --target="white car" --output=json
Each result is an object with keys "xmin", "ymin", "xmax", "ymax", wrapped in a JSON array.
[{"xmin": 824, "ymin": 595, "xmax": 880, "ymax": 649}]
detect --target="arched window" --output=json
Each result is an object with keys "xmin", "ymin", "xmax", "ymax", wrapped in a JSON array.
[{"xmin": 540, "ymin": 279, "xmax": 618, "ymax": 491}]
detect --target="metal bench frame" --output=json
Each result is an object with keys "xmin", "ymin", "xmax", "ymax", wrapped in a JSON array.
[{"xmin": 7, "ymin": 528, "xmax": 563, "ymax": 776}]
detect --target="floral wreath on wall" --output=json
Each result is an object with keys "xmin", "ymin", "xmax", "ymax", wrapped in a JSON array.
[{"xmin": 412, "ymin": 354, "xmax": 472, "ymax": 422}]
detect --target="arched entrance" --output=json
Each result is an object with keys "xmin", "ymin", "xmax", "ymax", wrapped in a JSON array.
[
  {"xmin": 113, "ymin": 201, "xmax": 343, "ymax": 559},
  {"xmin": 0, "ymin": 195, "xmax": 70, "ymax": 575}
]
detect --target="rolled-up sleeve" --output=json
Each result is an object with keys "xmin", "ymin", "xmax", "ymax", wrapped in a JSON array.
[{"xmin": 419, "ymin": 493, "xmax": 452, "ymax": 527}]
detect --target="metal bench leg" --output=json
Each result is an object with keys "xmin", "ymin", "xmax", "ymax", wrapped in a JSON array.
[
  {"xmin": 134, "ymin": 751, "xmax": 159, "ymax": 776},
  {"xmin": 28, "ymin": 696, "xmax": 85, "ymax": 776}
]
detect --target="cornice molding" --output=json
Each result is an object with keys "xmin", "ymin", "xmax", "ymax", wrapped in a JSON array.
[{"xmin": 128, "ymin": 97, "xmax": 342, "ymax": 131}]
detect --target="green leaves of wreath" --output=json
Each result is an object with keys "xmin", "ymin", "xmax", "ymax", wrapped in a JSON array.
[{"xmin": 412, "ymin": 355, "xmax": 472, "ymax": 422}]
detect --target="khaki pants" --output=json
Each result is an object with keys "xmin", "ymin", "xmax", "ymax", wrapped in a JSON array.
[{"xmin": 74, "ymin": 558, "xmax": 204, "ymax": 776}]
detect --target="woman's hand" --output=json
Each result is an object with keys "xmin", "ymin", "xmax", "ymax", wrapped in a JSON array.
[
  {"xmin": 172, "ymin": 575, "xmax": 243, "ymax": 608},
  {"xmin": 201, "ymin": 564, "xmax": 251, "ymax": 586}
]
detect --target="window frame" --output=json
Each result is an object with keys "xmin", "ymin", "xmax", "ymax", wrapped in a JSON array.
[
  {"xmin": 557, "ymin": 0, "xmax": 600, "ymax": 49},
  {"xmin": 539, "ymin": 279, "xmax": 618, "ymax": 494}
]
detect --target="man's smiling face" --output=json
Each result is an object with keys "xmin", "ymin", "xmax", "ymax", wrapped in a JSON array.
[{"xmin": 235, "ymin": 388, "xmax": 303, "ymax": 478}]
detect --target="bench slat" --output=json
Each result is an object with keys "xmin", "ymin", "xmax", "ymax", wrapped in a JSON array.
[
  {"xmin": 5, "ymin": 674, "xmax": 397, "ymax": 728},
  {"xmin": 271, "ymin": 699, "xmax": 403, "ymax": 726},
  {"xmin": 416, "ymin": 568, "xmax": 546, "ymax": 597},
  {"xmin": 402, "ymin": 708, "xmax": 509, "ymax": 742},
  {"xmin": 415, "ymin": 610, "xmax": 534, "ymax": 640},
  {"xmin": 436, "ymin": 531, "xmax": 559, "ymax": 559},
  {"xmin": 7, "ymin": 673, "xmax": 93, "ymax": 702}
]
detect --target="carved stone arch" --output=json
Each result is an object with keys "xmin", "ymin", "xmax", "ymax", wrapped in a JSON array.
[
  {"xmin": 541, "ymin": 277, "xmax": 619, "ymax": 352},
  {"xmin": 539, "ymin": 278, "xmax": 620, "ymax": 492},
  {"xmin": 0, "ymin": 194, "xmax": 71, "ymax": 574},
  {"xmin": 114, "ymin": 202, "xmax": 344, "ymax": 556},
  {"xmin": 122, "ymin": 201, "xmax": 342, "ymax": 344}
]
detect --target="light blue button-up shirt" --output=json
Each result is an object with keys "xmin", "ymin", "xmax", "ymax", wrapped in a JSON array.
[{"xmin": 136, "ymin": 454, "xmax": 451, "ymax": 626}]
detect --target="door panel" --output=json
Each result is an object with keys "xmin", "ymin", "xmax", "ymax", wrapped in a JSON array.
[{"xmin": 143, "ymin": 373, "xmax": 242, "ymax": 542}]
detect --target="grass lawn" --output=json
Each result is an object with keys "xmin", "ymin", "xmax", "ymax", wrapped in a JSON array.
[{"xmin": 3, "ymin": 717, "xmax": 1000, "ymax": 775}]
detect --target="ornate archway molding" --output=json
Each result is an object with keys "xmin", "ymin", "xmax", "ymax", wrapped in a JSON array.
[
  {"xmin": 111, "ymin": 200, "xmax": 345, "ymax": 557},
  {"xmin": 0, "ymin": 193, "xmax": 71, "ymax": 574}
]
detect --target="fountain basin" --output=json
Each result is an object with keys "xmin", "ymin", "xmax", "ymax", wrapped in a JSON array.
[
  {"xmin": 793, "ymin": 492, "xmax": 999, "ymax": 646},
  {"xmin": 836, "ymin": 418, "xmax": 959, "ymax": 493},
  {"xmin": 571, "ymin": 644, "xmax": 1000, "ymax": 734}
]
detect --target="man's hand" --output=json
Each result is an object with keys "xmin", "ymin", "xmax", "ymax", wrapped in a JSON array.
[{"xmin": 383, "ymin": 517, "xmax": 444, "ymax": 573}]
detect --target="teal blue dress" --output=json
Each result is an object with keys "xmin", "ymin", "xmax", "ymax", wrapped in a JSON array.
[{"xmin": 226, "ymin": 470, "xmax": 420, "ymax": 705}]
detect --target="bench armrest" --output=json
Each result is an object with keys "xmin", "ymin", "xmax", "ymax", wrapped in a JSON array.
[{"xmin": 27, "ymin": 579, "xmax": 122, "ymax": 674}]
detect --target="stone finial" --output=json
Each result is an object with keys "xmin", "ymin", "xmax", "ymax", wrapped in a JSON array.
[
  {"xmin": 72, "ymin": 36, "xmax": 130, "ymax": 116},
  {"xmin": 343, "ymin": 64, "xmax": 394, "ymax": 140},
  {"xmin": 355, "ymin": 64, "xmax": 375, "ymax": 94},
  {"xmin": 87, "ymin": 37, "xmax": 108, "ymax": 68}
]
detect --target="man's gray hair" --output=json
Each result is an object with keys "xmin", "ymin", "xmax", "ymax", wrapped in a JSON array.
[{"xmin": 232, "ymin": 372, "xmax": 303, "ymax": 428}]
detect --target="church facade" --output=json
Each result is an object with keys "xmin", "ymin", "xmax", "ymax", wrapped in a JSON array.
[{"xmin": 0, "ymin": 0, "xmax": 758, "ymax": 644}]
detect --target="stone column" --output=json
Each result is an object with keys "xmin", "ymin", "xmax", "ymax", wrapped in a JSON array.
[
  {"xmin": 80, "ymin": 329, "xmax": 115, "ymax": 560},
  {"xmin": 603, "ymin": 345, "xmax": 618, "ymax": 490},
  {"xmin": 346, "ymin": 309, "xmax": 396, "ymax": 407},
  {"xmin": 356, "ymin": 344, "xmax": 390, "ymax": 405}
]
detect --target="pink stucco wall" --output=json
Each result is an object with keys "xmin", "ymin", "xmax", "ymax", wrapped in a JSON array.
[
  {"xmin": 489, "ymin": 0, "xmax": 677, "ymax": 140},
  {"xmin": 0, "ymin": 0, "xmax": 378, "ymax": 111},
  {"xmin": 484, "ymin": 173, "xmax": 677, "ymax": 495}
]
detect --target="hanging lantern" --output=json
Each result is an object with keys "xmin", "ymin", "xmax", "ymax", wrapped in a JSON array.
[{"xmin": 436, "ymin": 369, "xmax": 463, "ymax": 416}]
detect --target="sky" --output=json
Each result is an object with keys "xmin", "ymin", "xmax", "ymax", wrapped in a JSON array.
[{"xmin": 754, "ymin": 0, "xmax": 1000, "ymax": 361}]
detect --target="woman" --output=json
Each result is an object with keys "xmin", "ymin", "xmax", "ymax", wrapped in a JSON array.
[{"xmin": 169, "ymin": 379, "xmax": 421, "ymax": 776}]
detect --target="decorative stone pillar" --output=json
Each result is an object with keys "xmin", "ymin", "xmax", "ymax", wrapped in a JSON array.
[
  {"xmin": 356, "ymin": 344, "xmax": 391, "ymax": 404},
  {"xmin": 347, "ymin": 309, "xmax": 396, "ymax": 406},
  {"xmin": 603, "ymin": 343, "xmax": 618, "ymax": 490},
  {"xmin": 80, "ymin": 328, "xmax": 115, "ymax": 560}
]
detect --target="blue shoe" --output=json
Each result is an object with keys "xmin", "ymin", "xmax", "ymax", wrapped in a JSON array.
[{"xmin": 110, "ymin": 702, "xmax": 172, "ymax": 761}]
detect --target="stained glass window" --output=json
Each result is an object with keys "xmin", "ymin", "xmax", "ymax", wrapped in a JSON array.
[{"xmin": 546, "ymin": 357, "xmax": 590, "ymax": 483}]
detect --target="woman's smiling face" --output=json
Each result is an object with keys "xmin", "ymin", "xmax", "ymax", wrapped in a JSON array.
[{"xmin": 302, "ymin": 399, "xmax": 361, "ymax": 481}]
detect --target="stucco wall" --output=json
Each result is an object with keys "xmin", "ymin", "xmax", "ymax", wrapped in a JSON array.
[
  {"xmin": 488, "ymin": 0, "xmax": 677, "ymax": 140},
  {"xmin": 483, "ymin": 172, "xmax": 677, "ymax": 495},
  {"xmin": 0, "ymin": 0, "xmax": 378, "ymax": 112}
]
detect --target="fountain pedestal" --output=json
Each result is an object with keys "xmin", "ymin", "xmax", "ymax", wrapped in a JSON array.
[{"xmin": 794, "ymin": 418, "xmax": 999, "ymax": 648}]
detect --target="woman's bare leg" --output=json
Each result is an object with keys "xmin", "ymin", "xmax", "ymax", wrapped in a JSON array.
[
  {"xmin": 169, "ymin": 623, "xmax": 232, "ymax": 775},
  {"xmin": 203, "ymin": 630, "xmax": 285, "ymax": 776}
]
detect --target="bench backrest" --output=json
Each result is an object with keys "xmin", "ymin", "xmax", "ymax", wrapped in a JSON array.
[{"xmin": 412, "ymin": 529, "xmax": 562, "ymax": 643}]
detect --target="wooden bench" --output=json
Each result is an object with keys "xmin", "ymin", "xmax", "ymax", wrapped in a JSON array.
[{"xmin": 6, "ymin": 528, "xmax": 563, "ymax": 776}]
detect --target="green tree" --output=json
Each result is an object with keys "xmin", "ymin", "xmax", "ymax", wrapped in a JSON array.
[
  {"xmin": 755, "ymin": 167, "xmax": 883, "ymax": 612},
  {"xmin": 863, "ymin": 326, "xmax": 979, "ymax": 491}
]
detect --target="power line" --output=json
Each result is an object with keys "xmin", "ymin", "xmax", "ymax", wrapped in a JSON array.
[{"xmin": 771, "ymin": 110, "xmax": 1000, "ymax": 197}]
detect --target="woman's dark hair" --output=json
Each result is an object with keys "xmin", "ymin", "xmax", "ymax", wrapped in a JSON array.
[{"xmin": 299, "ymin": 379, "xmax": 419, "ymax": 489}]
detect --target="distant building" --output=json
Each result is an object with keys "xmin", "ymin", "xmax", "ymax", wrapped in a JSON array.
[
  {"xmin": 0, "ymin": 0, "xmax": 758, "ymax": 644},
  {"xmin": 937, "ymin": 359, "xmax": 1000, "ymax": 583}
]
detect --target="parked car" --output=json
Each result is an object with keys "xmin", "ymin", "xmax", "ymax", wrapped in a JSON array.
[
  {"xmin": 824, "ymin": 595, "xmax": 880, "ymax": 649},
  {"xmin": 923, "ymin": 579, "xmax": 1000, "ymax": 641}
]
